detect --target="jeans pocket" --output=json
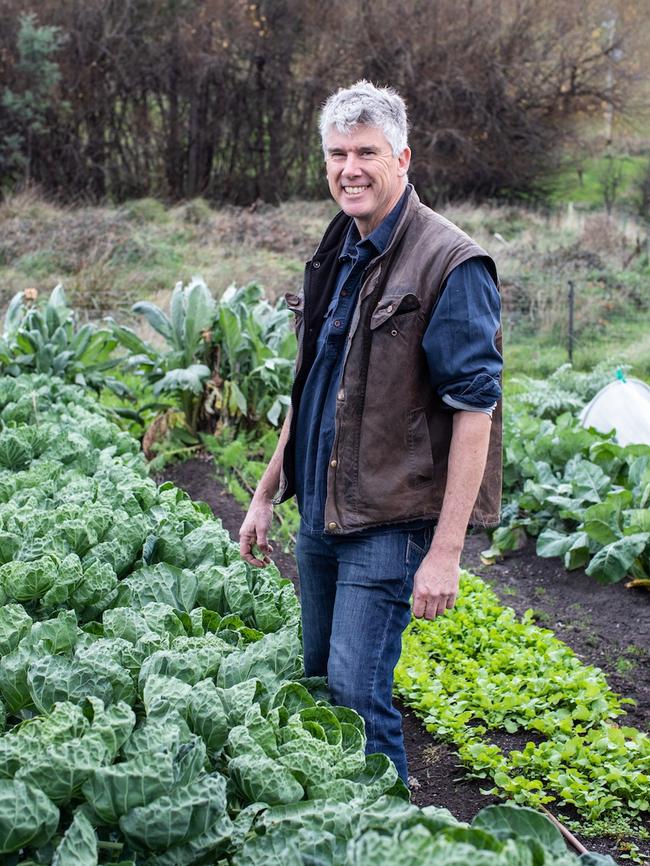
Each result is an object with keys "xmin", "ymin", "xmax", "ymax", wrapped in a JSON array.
[{"xmin": 407, "ymin": 526, "xmax": 433, "ymax": 560}]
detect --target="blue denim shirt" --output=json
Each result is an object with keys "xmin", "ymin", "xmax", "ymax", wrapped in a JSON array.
[{"xmin": 295, "ymin": 198, "xmax": 502, "ymax": 532}]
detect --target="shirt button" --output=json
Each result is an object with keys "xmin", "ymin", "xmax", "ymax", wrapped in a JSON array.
[
  {"xmin": 313, "ymin": 261, "xmax": 321, "ymax": 269},
  {"xmin": 341, "ymin": 290, "xmax": 348, "ymax": 296},
  {"xmin": 337, "ymin": 389, "xmax": 345, "ymax": 401},
  {"xmin": 328, "ymin": 522, "xmax": 338, "ymax": 530},
  {"xmin": 334, "ymin": 320, "xmax": 341, "ymax": 327},
  {"xmin": 330, "ymin": 459, "xmax": 337, "ymax": 468}
]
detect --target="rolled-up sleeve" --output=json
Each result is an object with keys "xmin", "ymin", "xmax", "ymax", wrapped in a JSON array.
[{"xmin": 422, "ymin": 256, "xmax": 502, "ymax": 416}]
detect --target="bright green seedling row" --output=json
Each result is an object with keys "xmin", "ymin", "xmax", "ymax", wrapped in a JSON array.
[
  {"xmin": 395, "ymin": 571, "xmax": 650, "ymax": 827},
  {"xmin": 0, "ymin": 374, "xmax": 618, "ymax": 865}
]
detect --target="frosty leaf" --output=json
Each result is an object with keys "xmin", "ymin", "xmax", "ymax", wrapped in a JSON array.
[
  {"xmin": 82, "ymin": 751, "xmax": 175, "ymax": 824},
  {"xmin": 15, "ymin": 734, "xmax": 110, "ymax": 804},
  {"xmin": 30, "ymin": 609, "xmax": 79, "ymax": 654},
  {"xmin": 143, "ymin": 813, "xmax": 234, "ymax": 866},
  {"xmin": 51, "ymin": 809, "xmax": 98, "ymax": 866},
  {"xmin": 186, "ymin": 680, "xmax": 229, "ymax": 754},
  {"xmin": 216, "ymin": 626, "xmax": 301, "ymax": 690},
  {"xmin": 119, "ymin": 772, "xmax": 227, "ymax": 851},
  {"xmin": 1, "ymin": 556, "xmax": 57, "ymax": 601},
  {"xmin": 27, "ymin": 653, "xmax": 135, "ymax": 713},
  {"xmin": 0, "ymin": 778, "xmax": 59, "ymax": 853},
  {"xmin": 0, "ymin": 604, "xmax": 32, "ymax": 655},
  {"xmin": 228, "ymin": 752, "xmax": 304, "ymax": 806},
  {"xmin": 118, "ymin": 563, "xmax": 198, "ymax": 612}
]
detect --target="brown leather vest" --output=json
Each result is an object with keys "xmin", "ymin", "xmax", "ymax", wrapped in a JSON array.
[{"xmin": 277, "ymin": 187, "xmax": 502, "ymax": 533}]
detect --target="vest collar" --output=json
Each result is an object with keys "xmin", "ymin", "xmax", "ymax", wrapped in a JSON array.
[{"xmin": 313, "ymin": 184, "xmax": 420, "ymax": 265}]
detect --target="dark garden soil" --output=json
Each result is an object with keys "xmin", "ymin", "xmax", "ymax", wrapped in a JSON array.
[{"xmin": 162, "ymin": 457, "xmax": 650, "ymax": 862}]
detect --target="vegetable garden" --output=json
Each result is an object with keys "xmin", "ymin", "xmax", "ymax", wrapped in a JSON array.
[{"xmin": 0, "ymin": 282, "xmax": 648, "ymax": 864}]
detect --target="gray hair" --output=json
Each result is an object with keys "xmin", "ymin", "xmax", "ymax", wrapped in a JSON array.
[{"xmin": 319, "ymin": 80, "xmax": 409, "ymax": 157}]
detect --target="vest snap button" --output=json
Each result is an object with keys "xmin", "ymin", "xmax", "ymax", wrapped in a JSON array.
[
  {"xmin": 337, "ymin": 389, "xmax": 345, "ymax": 401},
  {"xmin": 328, "ymin": 522, "xmax": 338, "ymax": 530},
  {"xmin": 330, "ymin": 459, "xmax": 337, "ymax": 468},
  {"xmin": 313, "ymin": 261, "xmax": 321, "ymax": 269},
  {"xmin": 386, "ymin": 304, "xmax": 393, "ymax": 313},
  {"xmin": 391, "ymin": 329, "xmax": 398, "ymax": 337}
]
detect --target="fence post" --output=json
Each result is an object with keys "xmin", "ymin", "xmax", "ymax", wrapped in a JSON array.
[{"xmin": 568, "ymin": 280, "xmax": 575, "ymax": 364}]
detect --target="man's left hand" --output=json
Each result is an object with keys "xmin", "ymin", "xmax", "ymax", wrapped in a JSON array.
[{"xmin": 412, "ymin": 548, "xmax": 460, "ymax": 620}]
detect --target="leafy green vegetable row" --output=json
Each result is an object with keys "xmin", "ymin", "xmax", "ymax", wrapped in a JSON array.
[
  {"xmin": 0, "ymin": 374, "xmax": 617, "ymax": 865},
  {"xmin": 207, "ymin": 427, "xmax": 649, "ymax": 850},
  {"xmin": 395, "ymin": 571, "xmax": 650, "ymax": 826},
  {"xmin": 8, "ymin": 285, "xmax": 646, "ymax": 587},
  {"xmin": 485, "ymin": 368, "xmax": 650, "ymax": 586},
  {"xmin": 1, "ymin": 285, "xmax": 127, "ymax": 398},
  {"xmin": 113, "ymin": 279, "xmax": 296, "ymax": 436}
]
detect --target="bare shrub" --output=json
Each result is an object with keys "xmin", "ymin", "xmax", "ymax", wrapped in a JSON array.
[
  {"xmin": 579, "ymin": 213, "xmax": 629, "ymax": 257},
  {"xmin": 0, "ymin": 0, "xmax": 647, "ymax": 204}
]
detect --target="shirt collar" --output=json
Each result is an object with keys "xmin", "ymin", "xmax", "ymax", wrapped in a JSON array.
[{"xmin": 338, "ymin": 188, "xmax": 409, "ymax": 262}]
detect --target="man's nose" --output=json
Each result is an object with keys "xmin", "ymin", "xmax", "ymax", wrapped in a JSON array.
[{"xmin": 342, "ymin": 153, "xmax": 362, "ymax": 175}]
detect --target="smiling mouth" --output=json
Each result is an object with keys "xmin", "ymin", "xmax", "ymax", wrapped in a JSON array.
[{"xmin": 343, "ymin": 185, "xmax": 369, "ymax": 195}]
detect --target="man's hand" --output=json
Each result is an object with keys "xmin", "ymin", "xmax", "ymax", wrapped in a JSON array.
[
  {"xmin": 412, "ymin": 546, "xmax": 460, "ymax": 620},
  {"xmin": 238, "ymin": 408, "xmax": 292, "ymax": 568},
  {"xmin": 239, "ymin": 498, "xmax": 274, "ymax": 567},
  {"xmin": 411, "ymin": 410, "xmax": 492, "ymax": 620}
]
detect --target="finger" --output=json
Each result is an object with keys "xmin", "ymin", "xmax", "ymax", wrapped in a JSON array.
[
  {"xmin": 252, "ymin": 538, "xmax": 272, "ymax": 564},
  {"xmin": 242, "ymin": 551, "xmax": 267, "ymax": 568},
  {"xmin": 240, "ymin": 535, "xmax": 264, "ymax": 568},
  {"xmin": 412, "ymin": 595, "xmax": 427, "ymax": 619},
  {"xmin": 428, "ymin": 597, "xmax": 451, "ymax": 620}
]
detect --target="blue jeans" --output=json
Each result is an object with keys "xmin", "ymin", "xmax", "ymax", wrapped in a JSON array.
[{"xmin": 295, "ymin": 523, "xmax": 433, "ymax": 782}]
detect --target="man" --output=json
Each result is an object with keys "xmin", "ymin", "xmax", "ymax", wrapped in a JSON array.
[{"xmin": 239, "ymin": 80, "xmax": 502, "ymax": 783}]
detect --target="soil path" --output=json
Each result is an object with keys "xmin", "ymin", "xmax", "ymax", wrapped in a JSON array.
[{"xmin": 162, "ymin": 457, "xmax": 649, "ymax": 861}]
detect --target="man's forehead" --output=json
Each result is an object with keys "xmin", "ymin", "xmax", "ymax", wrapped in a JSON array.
[{"xmin": 324, "ymin": 124, "xmax": 390, "ymax": 150}]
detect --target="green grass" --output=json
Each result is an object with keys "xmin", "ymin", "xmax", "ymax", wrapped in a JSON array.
[
  {"xmin": 505, "ymin": 308, "xmax": 650, "ymax": 380},
  {"xmin": 548, "ymin": 153, "xmax": 648, "ymax": 210},
  {"xmin": 1, "ymin": 187, "xmax": 648, "ymax": 381},
  {"xmin": 0, "ymin": 191, "xmax": 334, "ymax": 320}
]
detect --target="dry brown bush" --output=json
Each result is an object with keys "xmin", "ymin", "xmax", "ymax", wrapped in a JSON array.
[{"xmin": 1, "ymin": 0, "xmax": 647, "ymax": 204}]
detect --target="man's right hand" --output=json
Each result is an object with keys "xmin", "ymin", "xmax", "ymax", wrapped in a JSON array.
[{"xmin": 239, "ymin": 498, "xmax": 274, "ymax": 567}]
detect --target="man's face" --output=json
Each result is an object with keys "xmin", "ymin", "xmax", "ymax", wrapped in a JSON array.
[{"xmin": 324, "ymin": 124, "xmax": 411, "ymax": 238}]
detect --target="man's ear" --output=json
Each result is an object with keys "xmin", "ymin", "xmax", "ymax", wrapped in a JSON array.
[{"xmin": 398, "ymin": 146, "xmax": 411, "ymax": 176}]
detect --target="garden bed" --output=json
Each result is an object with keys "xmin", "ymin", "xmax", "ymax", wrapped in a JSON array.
[{"xmin": 162, "ymin": 456, "xmax": 650, "ymax": 863}]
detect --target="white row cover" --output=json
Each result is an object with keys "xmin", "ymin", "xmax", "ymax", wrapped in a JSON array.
[{"xmin": 580, "ymin": 378, "xmax": 650, "ymax": 446}]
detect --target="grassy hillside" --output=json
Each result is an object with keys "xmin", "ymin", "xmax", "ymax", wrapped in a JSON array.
[
  {"xmin": 1, "ymin": 190, "xmax": 649, "ymax": 379},
  {"xmin": 548, "ymin": 153, "xmax": 647, "ymax": 209}
]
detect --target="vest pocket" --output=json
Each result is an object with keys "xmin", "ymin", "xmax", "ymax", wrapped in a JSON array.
[
  {"xmin": 285, "ymin": 292, "xmax": 304, "ymax": 335},
  {"xmin": 370, "ymin": 292, "xmax": 421, "ymax": 330},
  {"xmin": 407, "ymin": 408, "xmax": 435, "ymax": 488}
]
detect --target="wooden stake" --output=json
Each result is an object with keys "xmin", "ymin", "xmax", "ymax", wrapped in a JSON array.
[{"xmin": 541, "ymin": 806, "xmax": 588, "ymax": 855}]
